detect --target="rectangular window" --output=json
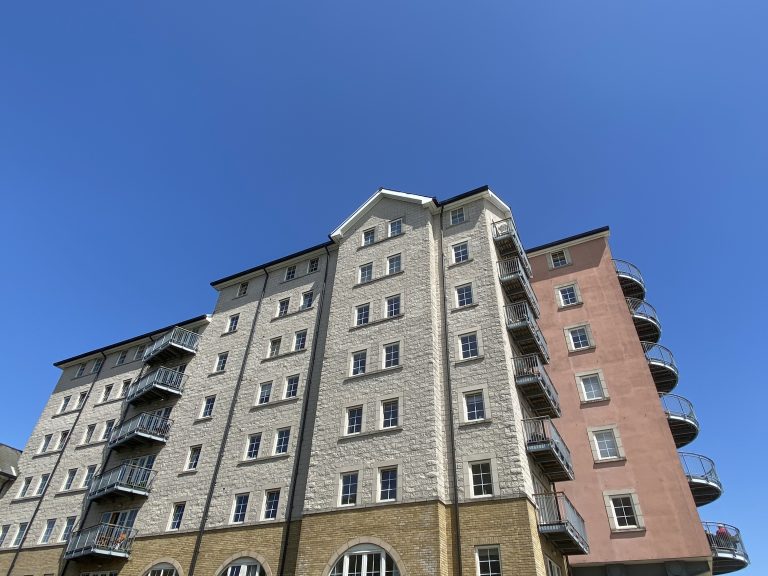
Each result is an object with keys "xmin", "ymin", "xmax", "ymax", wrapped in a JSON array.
[
  {"xmin": 340, "ymin": 472, "xmax": 358, "ymax": 506},
  {"xmin": 186, "ymin": 446, "xmax": 202, "ymax": 470},
  {"xmin": 246, "ymin": 433, "xmax": 262, "ymax": 460},
  {"xmin": 285, "ymin": 265, "xmax": 296, "ymax": 281},
  {"xmin": 294, "ymin": 330, "xmax": 307, "ymax": 351},
  {"xmin": 558, "ymin": 284, "xmax": 579, "ymax": 307},
  {"xmin": 83, "ymin": 424, "xmax": 95, "ymax": 444},
  {"xmin": 382, "ymin": 399, "xmax": 399, "ymax": 428},
  {"xmin": 363, "ymin": 228, "xmax": 375, "ymax": 246},
  {"xmin": 346, "ymin": 406, "xmax": 363, "ymax": 435},
  {"xmin": 40, "ymin": 519, "xmax": 56, "ymax": 544},
  {"xmin": 120, "ymin": 379, "xmax": 131, "ymax": 398},
  {"xmin": 476, "ymin": 546, "xmax": 502, "ymax": 576},
  {"xmin": 460, "ymin": 333, "xmax": 479, "ymax": 359},
  {"xmin": 264, "ymin": 490, "xmax": 280, "ymax": 520},
  {"xmin": 59, "ymin": 396, "xmax": 71, "ymax": 413},
  {"xmin": 450, "ymin": 207, "xmax": 465, "ymax": 225},
  {"xmin": 453, "ymin": 241, "xmax": 469, "ymax": 263},
  {"xmin": 386, "ymin": 295, "xmax": 401, "ymax": 317},
  {"xmin": 351, "ymin": 351, "xmax": 367, "ymax": 376},
  {"xmin": 201, "ymin": 395, "xmax": 216, "ymax": 418},
  {"xmin": 258, "ymin": 382, "xmax": 273, "ymax": 405},
  {"xmin": 456, "ymin": 284, "xmax": 473, "ymax": 307},
  {"xmin": 102, "ymin": 384, "xmax": 113, "ymax": 402},
  {"xmin": 232, "ymin": 494, "xmax": 249, "ymax": 523},
  {"xmin": 91, "ymin": 358, "xmax": 103, "ymax": 374},
  {"xmin": 62, "ymin": 468, "xmax": 77, "ymax": 491},
  {"xmin": 76, "ymin": 392, "xmax": 87, "ymax": 409},
  {"xmin": 37, "ymin": 473, "xmax": 50, "ymax": 495},
  {"xmin": 545, "ymin": 557, "xmax": 562, "ymax": 576},
  {"xmin": 269, "ymin": 338, "xmax": 281, "ymax": 358},
  {"xmin": 579, "ymin": 373, "xmax": 606, "ymax": 401},
  {"xmin": 285, "ymin": 375, "xmax": 299, "ymax": 398},
  {"xmin": 278, "ymin": 299, "xmax": 290, "ymax": 317},
  {"xmin": 379, "ymin": 467, "xmax": 397, "ymax": 501},
  {"xmin": 18, "ymin": 477, "xmax": 32, "ymax": 498},
  {"xmin": 356, "ymin": 304, "xmax": 370, "ymax": 326},
  {"xmin": 308, "ymin": 258, "xmax": 319, "ymax": 273},
  {"xmin": 12, "ymin": 523, "xmax": 28, "ymax": 547},
  {"xmin": 227, "ymin": 314, "xmax": 240, "ymax": 333},
  {"xmin": 103, "ymin": 420, "xmax": 115, "ymax": 441},
  {"xmin": 470, "ymin": 462, "xmax": 493, "ymax": 497},
  {"xmin": 464, "ymin": 391, "xmax": 486, "ymax": 421},
  {"xmin": 389, "ymin": 218, "xmax": 402, "ymax": 237},
  {"xmin": 568, "ymin": 326, "xmax": 592, "ymax": 350},
  {"xmin": 168, "ymin": 502, "xmax": 185, "ymax": 531},
  {"xmin": 387, "ymin": 254, "xmax": 402, "ymax": 275},
  {"xmin": 40, "ymin": 434, "xmax": 52, "ymax": 453},
  {"xmin": 60, "ymin": 517, "xmax": 76, "ymax": 542},
  {"xmin": 384, "ymin": 343, "xmax": 400, "ymax": 368},
  {"xmin": 134, "ymin": 345, "xmax": 146, "ymax": 361},
  {"xmin": 611, "ymin": 495, "xmax": 639, "ymax": 528},
  {"xmin": 359, "ymin": 262, "xmax": 373, "ymax": 283},
  {"xmin": 550, "ymin": 250, "xmax": 569, "ymax": 268},
  {"xmin": 0, "ymin": 525, "xmax": 8, "ymax": 547},
  {"xmin": 275, "ymin": 428, "xmax": 290, "ymax": 454},
  {"xmin": 301, "ymin": 291, "xmax": 314, "ymax": 309},
  {"xmin": 116, "ymin": 350, "xmax": 128, "ymax": 366},
  {"xmin": 83, "ymin": 465, "xmax": 96, "ymax": 488},
  {"xmin": 593, "ymin": 429, "xmax": 620, "ymax": 460},
  {"xmin": 75, "ymin": 363, "xmax": 86, "ymax": 378},
  {"xmin": 57, "ymin": 430, "xmax": 69, "ymax": 450},
  {"xmin": 215, "ymin": 352, "xmax": 229, "ymax": 372},
  {"xmin": 237, "ymin": 281, "xmax": 249, "ymax": 297}
]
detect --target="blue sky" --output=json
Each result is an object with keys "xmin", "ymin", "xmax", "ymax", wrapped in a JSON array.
[{"xmin": 1, "ymin": 1, "xmax": 765, "ymax": 572}]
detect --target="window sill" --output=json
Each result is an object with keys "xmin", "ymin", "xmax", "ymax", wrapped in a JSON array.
[
  {"xmin": 594, "ymin": 457, "xmax": 627, "ymax": 466},
  {"xmin": 52, "ymin": 409, "xmax": 81, "ymax": 419},
  {"xmin": 75, "ymin": 440, "xmax": 107, "ymax": 450},
  {"xmin": 550, "ymin": 263, "xmax": 573, "ymax": 271},
  {"xmin": 343, "ymin": 365, "xmax": 403, "ymax": 383},
  {"xmin": 261, "ymin": 348, "xmax": 308, "ymax": 363},
  {"xmin": 12, "ymin": 495, "xmax": 42, "ymax": 503},
  {"xmin": 221, "ymin": 329, "xmax": 238, "ymax": 337},
  {"xmin": 349, "ymin": 313, "xmax": 404, "ymax": 331},
  {"xmin": 448, "ymin": 257, "xmax": 474, "ymax": 269},
  {"xmin": 353, "ymin": 269, "xmax": 404, "ymax": 289},
  {"xmin": 610, "ymin": 527, "xmax": 646, "ymax": 535},
  {"xmin": 558, "ymin": 302, "xmax": 583, "ymax": 310},
  {"xmin": 580, "ymin": 397, "xmax": 610, "ymax": 407},
  {"xmin": 356, "ymin": 232, "xmax": 405, "ymax": 251},
  {"xmin": 338, "ymin": 426, "xmax": 402, "ymax": 443},
  {"xmin": 32, "ymin": 450, "xmax": 61, "ymax": 459},
  {"xmin": 451, "ymin": 303, "xmax": 479, "ymax": 313},
  {"xmin": 454, "ymin": 355, "xmax": 485, "ymax": 366},
  {"xmin": 271, "ymin": 306, "xmax": 314, "ymax": 322},
  {"xmin": 568, "ymin": 346, "xmax": 596, "ymax": 356},
  {"xmin": 178, "ymin": 469, "xmax": 198, "ymax": 477},
  {"xmin": 54, "ymin": 487, "xmax": 87, "ymax": 497},
  {"xmin": 194, "ymin": 416, "xmax": 213, "ymax": 424},
  {"xmin": 237, "ymin": 453, "xmax": 290, "ymax": 466},
  {"xmin": 94, "ymin": 397, "xmax": 123, "ymax": 408},
  {"xmin": 208, "ymin": 370, "xmax": 228, "ymax": 377},
  {"xmin": 458, "ymin": 418, "xmax": 493, "ymax": 428},
  {"xmin": 250, "ymin": 396, "xmax": 301, "ymax": 411},
  {"xmin": 279, "ymin": 269, "xmax": 318, "ymax": 285}
]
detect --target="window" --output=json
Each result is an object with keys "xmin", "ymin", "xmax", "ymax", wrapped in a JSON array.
[
  {"xmin": 278, "ymin": 299, "xmax": 290, "ymax": 317},
  {"xmin": 201, "ymin": 395, "xmax": 216, "ymax": 418},
  {"xmin": 308, "ymin": 258, "xmax": 319, "ymax": 273},
  {"xmin": 103, "ymin": 420, "xmax": 115, "ymax": 441},
  {"xmin": 567, "ymin": 325, "xmax": 593, "ymax": 351},
  {"xmin": 91, "ymin": 358, "xmax": 103, "ymax": 374},
  {"xmin": 356, "ymin": 304, "xmax": 370, "ymax": 326},
  {"xmin": 330, "ymin": 545, "xmax": 400, "ymax": 576},
  {"xmin": 557, "ymin": 284, "xmax": 580, "ymax": 307},
  {"xmin": 221, "ymin": 559, "xmax": 265, "ymax": 576},
  {"xmin": 76, "ymin": 392, "xmax": 87, "ymax": 409},
  {"xmin": 545, "ymin": 557, "xmax": 562, "ymax": 576},
  {"xmin": 294, "ymin": 330, "xmax": 307, "ymax": 351},
  {"xmin": 231, "ymin": 494, "xmax": 249, "ymax": 523},
  {"xmin": 116, "ymin": 350, "xmax": 128, "ymax": 366},
  {"xmin": 102, "ymin": 384, "xmax": 113, "ymax": 402},
  {"xmin": 60, "ymin": 517, "xmax": 76, "ymax": 542},
  {"xmin": 269, "ymin": 338, "xmax": 281, "ymax": 358},
  {"xmin": 476, "ymin": 546, "xmax": 502, "ymax": 576},
  {"xmin": 456, "ymin": 284, "xmax": 473, "ymax": 307},
  {"xmin": 83, "ymin": 424, "xmax": 95, "ymax": 444},
  {"xmin": 75, "ymin": 363, "xmax": 86, "ymax": 378},
  {"xmin": 340, "ymin": 472, "xmax": 358, "ymax": 506},
  {"xmin": 12, "ymin": 523, "xmax": 27, "ymax": 547},
  {"xmin": 351, "ymin": 351, "xmax": 367, "ymax": 376},
  {"xmin": 17, "ymin": 477, "xmax": 32, "ymax": 498},
  {"xmin": 387, "ymin": 253, "xmax": 402, "ymax": 275},
  {"xmin": 227, "ymin": 314, "xmax": 240, "ymax": 333},
  {"xmin": 120, "ymin": 379, "xmax": 131, "ymax": 398},
  {"xmin": 591, "ymin": 428, "xmax": 622, "ymax": 460},
  {"xmin": 450, "ymin": 207, "xmax": 465, "ymax": 225},
  {"xmin": 382, "ymin": 399, "xmax": 399, "ymax": 429},
  {"xmin": 578, "ymin": 372, "xmax": 607, "ymax": 402},
  {"xmin": 460, "ymin": 333, "xmax": 479, "ymax": 359},
  {"xmin": 470, "ymin": 461, "xmax": 493, "ymax": 497},
  {"xmin": 453, "ymin": 241, "xmax": 469, "ymax": 263},
  {"xmin": 285, "ymin": 265, "xmax": 296, "ymax": 281},
  {"xmin": 301, "ymin": 291, "xmax": 314, "ymax": 309},
  {"xmin": 62, "ymin": 468, "xmax": 77, "ymax": 491},
  {"xmin": 379, "ymin": 467, "xmax": 397, "ymax": 501},
  {"xmin": 186, "ymin": 446, "xmax": 202, "ymax": 470},
  {"xmin": 384, "ymin": 342, "xmax": 400, "ymax": 368},
  {"xmin": 237, "ymin": 281, "xmax": 249, "ymax": 297},
  {"xmin": 346, "ymin": 406, "xmax": 363, "ymax": 435},
  {"xmin": 263, "ymin": 490, "xmax": 280, "ymax": 520},
  {"xmin": 258, "ymin": 382, "xmax": 273, "ymax": 405},
  {"xmin": 464, "ymin": 391, "xmax": 486, "ymax": 421},
  {"xmin": 550, "ymin": 249, "xmax": 570, "ymax": 269},
  {"xmin": 83, "ymin": 465, "xmax": 96, "ymax": 488},
  {"xmin": 0, "ymin": 525, "xmax": 8, "ymax": 547},
  {"xmin": 246, "ymin": 433, "xmax": 261, "ymax": 460},
  {"xmin": 168, "ymin": 502, "xmax": 185, "ymax": 530},
  {"xmin": 386, "ymin": 295, "xmax": 401, "ymax": 317},
  {"xmin": 285, "ymin": 375, "xmax": 299, "ymax": 398},
  {"xmin": 609, "ymin": 494, "xmax": 640, "ymax": 529},
  {"xmin": 57, "ymin": 430, "xmax": 69, "ymax": 449},
  {"xmin": 59, "ymin": 395, "xmax": 71, "ymax": 413},
  {"xmin": 389, "ymin": 218, "xmax": 402, "ymax": 237},
  {"xmin": 275, "ymin": 428, "xmax": 290, "ymax": 454},
  {"xmin": 134, "ymin": 345, "xmax": 146, "ymax": 361},
  {"xmin": 40, "ymin": 434, "xmax": 52, "ymax": 453},
  {"xmin": 363, "ymin": 229, "xmax": 375, "ymax": 246},
  {"xmin": 40, "ymin": 519, "xmax": 56, "ymax": 544},
  {"xmin": 37, "ymin": 473, "xmax": 50, "ymax": 495},
  {"xmin": 359, "ymin": 262, "xmax": 373, "ymax": 283},
  {"xmin": 215, "ymin": 352, "xmax": 229, "ymax": 372}
]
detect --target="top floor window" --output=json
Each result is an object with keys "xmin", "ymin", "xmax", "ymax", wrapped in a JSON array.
[
  {"xmin": 91, "ymin": 358, "xmax": 103, "ymax": 374},
  {"xmin": 359, "ymin": 263, "xmax": 373, "ymax": 284},
  {"xmin": 308, "ymin": 258, "xmax": 319, "ymax": 273},
  {"xmin": 115, "ymin": 350, "xmax": 128, "ymax": 366},
  {"xmin": 453, "ymin": 242, "xmax": 469, "ymax": 263},
  {"xmin": 389, "ymin": 218, "xmax": 402, "ymax": 237},
  {"xmin": 450, "ymin": 207, "xmax": 465, "ymax": 225},
  {"xmin": 285, "ymin": 265, "xmax": 296, "ymax": 281},
  {"xmin": 550, "ymin": 249, "xmax": 570, "ymax": 269},
  {"xmin": 75, "ymin": 363, "xmax": 86, "ymax": 378},
  {"xmin": 237, "ymin": 281, "xmax": 249, "ymax": 297}
]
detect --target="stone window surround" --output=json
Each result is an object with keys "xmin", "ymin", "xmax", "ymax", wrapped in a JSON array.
[
  {"xmin": 377, "ymin": 393, "xmax": 404, "ymax": 431},
  {"xmin": 453, "ymin": 281, "xmax": 475, "ymax": 309},
  {"xmin": 574, "ymin": 369, "xmax": 610, "ymax": 403},
  {"xmin": 341, "ymin": 402, "xmax": 367, "ymax": 438},
  {"xmin": 381, "ymin": 339, "xmax": 402, "ymax": 370},
  {"xmin": 457, "ymin": 383, "xmax": 491, "ymax": 425},
  {"xmin": 603, "ymin": 489, "xmax": 645, "ymax": 532},
  {"xmin": 548, "ymin": 247, "xmax": 573, "ymax": 270},
  {"xmin": 587, "ymin": 424, "xmax": 626, "ymax": 462},
  {"xmin": 356, "ymin": 216, "xmax": 406, "ymax": 250},
  {"xmin": 261, "ymin": 487, "xmax": 282, "ymax": 521},
  {"xmin": 450, "ymin": 238, "xmax": 472, "ymax": 265},
  {"xmin": 375, "ymin": 459, "xmax": 403, "ymax": 503},
  {"xmin": 475, "ymin": 545, "xmax": 503, "ymax": 576},
  {"xmin": 554, "ymin": 280, "xmax": 582, "ymax": 308},
  {"xmin": 336, "ymin": 466, "xmax": 361, "ymax": 508},
  {"xmin": 455, "ymin": 327, "xmax": 484, "ymax": 363},
  {"xmin": 564, "ymin": 323, "xmax": 596, "ymax": 352},
  {"xmin": 464, "ymin": 454, "xmax": 499, "ymax": 500}
]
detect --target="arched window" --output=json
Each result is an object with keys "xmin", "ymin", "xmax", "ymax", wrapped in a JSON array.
[
  {"xmin": 145, "ymin": 564, "xmax": 178, "ymax": 576},
  {"xmin": 329, "ymin": 544, "xmax": 400, "ymax": 576},
  {"xmin": 220, "ymin": 558, "xmax": 265, "ymax": 576}
]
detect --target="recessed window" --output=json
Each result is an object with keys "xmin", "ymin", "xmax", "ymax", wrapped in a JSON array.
[
  {"xmin": 382, "ymin": 399, "xmax": 399, "ymax": 428},
  {"xmin": 258, "ymin": 382, "xmax": 273, "ymax": 405},
  {"xmin": 40, "ymin": 434, "xmax": 52, "ymax": 453},
  {"xmin": 363, "ymin": 229, "xmax": 375, "ymax": 246},
  {"xmin": 456, "ymin": 284, "xmax": 474, "ymax": 307},
  {"xmin": 387, "ymin": 253, "xmax": 402, "ymax": 275},
  {"xmin": 389, "ymin": 218, "xmax": 402, "ymax": 237},
  {"xmin": 62, "ymin": 468, "xmax": 77, "ymax": 491},
  {"xmin": 82, "ymin": 465, "xmax": 96, "ymax": 488},
  {"xmin": 476, "ymin": 546, "xmax": 502, "ymax": 576},
  {"xmin": 453, "ymin": 241, "xmax": 470, "ymax": 263},
  {"xmin": 294, "ymin": 330, "xmax": 307, "ymax": 351},
  {"xmin": 340, "ymin": 472, "xmax": 358, "ymax": 506},
  {"xmin": 201, "ymin": 395, "xmax": 216, "ymax": 418},
  {"xmin": 186, "ymin": 446, "xmax": 201, "ymax": 471},
  {"xmin": 460, "ymin": 333, "xmax": 479, "ymax": 360},
  {"xmin": 0, "ymin": 525, "xmax": 8, "ymax": 547},
  {"xmin": 346, "ymin": 406, "xmax": 363, "ymax": 435},
  {"xmin": 359, "ymin": 262, "xmax": 373, "ymax": 284},
  {"xmin": 227, "ymin": 314, "xmax": 240, "ymax": 333},
  {"xmin": 60, "ymin": 517, "xmax": 76, "ymax": 542},
  {"xmin": 591, "ymin": 428, "xmax": 622, "ymax": 460},
  {"xmin": 450, "ymin": 207, "xmax": 466, "ymax": 225},
  {"xmin": 285, "ymin": 375, "xmax": 299, "ymax": 398},
  {"xmin": 17, "ymin": 477, "xmax": 32, "ymax": 498},
  {"xmin": 83, "ymin": 424, "xmax": 95, "ymax": 444},
  {"xmin": 120, "ymin": 379, "xmax": 131, "ymax": 398},
  {"xmin": 231, "ymin": 493, "xmax": 249, "ymax": 523},
  {"xmin": 102, "ymin": 384, "xmax": 113, "ymax": 402},
  {"xmin": 567, "ymin": 325, "xmax": 593, "ymax": 351},
  {"xmin": 356, "ymin": 303, "xmax": 370, "ymax": 326},
  {"xmin": 264, "ymin": 489, "xmax": 280, "ymax": 520},
  {"xmin": 607, "ymin": 493, "xmax": 643, "ymax": 530},
  {"xmin": 75, "ymin": 363, "xmax": 86, "ymax": 378},
  {"xmin": 386, "ymin": 294, "xmax": 401, "ymax": 317},
  {"xmin": 237, "ymin": 281, "xmax": 249, "ymax": 297},
  {"xmin": 578, "ymin": 372, "xmax": 607, "ymax": 402},
  {"xmin": 245, "ymin": 433, "xmax": 261, "ymax": 460},
  {"xmin": 168, "ymin": 502, "xmax": 185, "ymax": 531},
  {"xmin": 36, "ymin": 473, "xmax": 50, "ymax": 495},
  {"xmin": 269, "ymin": 338, "xmax": 281, "ymax": 358},
  {"xmin": 278, "ymin": 299, "xmax": 290, "ymax": 317},
  {"xmin": 301, "ymin": 291, "xmax": 314, "ymax": 310},
  {"xmin": 76, "ymin": 392, "xmax": 87, "ymax": 409},
  {"xmin": 285, "ymin": 265, "xmax": 296, "ymax": 281},
  {"xmin": 351, "ymin": 351, "xmax": 367, "ymax": 376},
  {"xmin": 470, "ymin": 461, "xmax": 493, "ymax": 497},
  {"xmin": 308, "ymin": 258, "xmax": 319, "ymax": 273},
  {"xmin": 12, "ymin": 522, "xmax": 28, "ymax": 547},
  {"xmin": 464, "ymin": 391, "xmax": 486, "ymax": 421},
  {"xmin": 379, "ymin": 467, "xmax": 397, "ymax": 502},
  {"xmin": 545, "ymin": 557, "xmax": 562, "ymax": 576},
  {"xmin": 215, "ymin": 352, "xmax": 229, "ymax": 372},
  {"xmin": 557, "ymin": 284, "xmax": 580, "ymax": 307},
  {"xmin": 383, "ymin": 342, "xmax": 400, "ymax": 368},
  {"xmin": 116, "ymin": 350, "xmax": 128, "ymax": 366},
  {"xmin": 134, "ymin": 345, "xmax": 146, "ymax": 361},
  {"xmin": 57, "ymin": 430, "xmax": 69, "ymax": 450},
  {"xmin": 41, "ymin": 519, "xmax": 57, "ymax": 544},
  {"xmin": 550, "ymin": 249, "xmax": 570, "ymax": 269},
  {"xmin": 102, "ymin": 420, "xmax": 115, "ymax": 441},
  {"xmin": 330, "ymin": 545, "xmax": 400, "ymax": 576},
  {"xmin": 91, "ymin": 358, "xmax": 103, "ymax": 374},
  {"xmin": 275, "ymin": 428, "xmax": 290, "ymax": 454}
]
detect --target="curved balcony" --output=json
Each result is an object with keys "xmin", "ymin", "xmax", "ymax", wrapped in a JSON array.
[
  {"xmin": 533, "ymin": 492, "xmax": 589, "ymax": 555},
  {"xmin": 64, "ymin": 523, "xmax": 137, "ymax": 560},
  {"xmin": 680, "ymin": 453, "xmax": 723, "ymax": 506},
  {"xmin": 613, "ymin": 259, "xmax": 646, "ymax": 300},
  {"xmin": 702, "ymin": 522, "xmax": 750, "ymax": 574},
  {"xmin": 126, "ymin": 367, "xmax": 186, "ymax": 406},
  {"xmin": 523, "ymin": 418, "xmax": 573, "ymax": 481},
  {"xmin": 88, "ymin": 464, "xmax": 156, "ymax": 502},
  {"xmin": 492, "ymin": 218, "xmax": 532, "ymax": 277},
  {"xmin": 498, "ymin": 258, "xmax": 540, "ymax": 317},
  {"xmin": 109, "ymin": 412, "xmax": 172, "ymax": 450},
  {"xmin": 660, "ymin": 394, "xmax": 699, "ymax": 448},
  {"xmin": 513, "ymin": 355, "xmax": 561, "ymax": 418},
  {"xmin": 626, "ymin": 298, "xmax": 661, "ymax": 343},
  {"xmin": 143, "ymin": 326, "xmax": 200, "ymax": 365},
  {"xmin": 505, "ymin": 303, "xmax": 549, "ymax": 363},
  {"xmin": 642, "ymin": 342, "xmax": 679, "ymax": 393}
]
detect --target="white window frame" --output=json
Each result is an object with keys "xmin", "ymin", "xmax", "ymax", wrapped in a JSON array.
[
  {"xmin": 186, "ymin": 446, "xmax": 202, "ymax": 471},
  {"xmin": 59, "ymin": 517, "xmax": 76, "ymax": 542},
  {"xmin": 339, "ymin": 471, "xmax": 359, "ymax": 506},
  {"xmin": 308, "ymin": 257, "xmax": 319, "ymax": 273},
  {"xmin": 575, "ymin": 369, "xmax": 609, "ymax": 403},
  {"xmin": 362, "ymin": 228, "xmax": 375, "ymax": 246},
  {"xmin": 11, "ymin": 522, "xmax": 28, "ymax": 547},
  {"xmin": 245, "ymin": 433, "xmax": 262, "ymax": 460},
  {"xmin": 36, "ymin": 473, "xmax": 50, "ymax": 495},
  {"xmin": 75, "ymin": 363, "xmax": 86, "ymax": 378},
  {"xmin": 101, "ymin": 384, "xmax": 113, "ymax": 402},
  {"xmin": 134, "ymin": 345, "xmax": 146, "ymax": 361},
  {"xmin": 548, "ymin": 248, "xmax": 572, "ymax": 269},
  {"xmin": 359, "ymin": 262, "xmax": 374, "ymax": 284},
  {"xmin": 385, "ymin": 294, "xmax": 401, "ymax": 318},
  {"xmin": 387, "ymin": 253, "xmax": 402, "ymax": 275},
  {"xmin": 91, "ymin": 358, "xmax": 103, "ymax": 374},
  {"xmin": 236, "ymin": 281, "xmax": 249, "ymax": 297},
  {"xmin": 231, "ymin": 493, "xmax": 249, "ymax": 524},
  {"xmin": 475, "ymin": 545, "xmax": 502, "ymax": 576},
  {"xmin": 62, "ymin": 468, "xmax": 77, "ymax": 491},
  {"xmin": 603, "ymin": 490, "xmax": 645, "ymax": 531},
  {"xmin": 300, "ymin": 290, "xmax": 314, "ymax": 310},
  {"xmin": 82, "ymin": 465, "xmax": 96, "ymax": 488},
  {"xmin": 588, "ymin": 425, "xmax": 625, "ymax": 461},
  {"xmin": 344, "ymin": 405, "xmax": 364, "ymax": 436},
  {"xmin": 355, "ymin": 303, "xmax": 370, "ymax": 326},
  {"xmin": 284, "ymin": 265, "xmax": 296, "ymax": 281},
  {"xmin": 59, "ymin": 395, "xmax": 71, "ymax": 413},
  {"xmin": 458, "ymin": 331, "xmax": 481, "ymax": 360},
  {"xmin": 456, "ymin": 283, "xmax": 474, "ymax": 307},
  {"xmin": 565, "ymin": 324, "xmax": 595, "ymax": 351},
  {"xmin": 269, "ymin": 337, "xmax": 281, "ymax": 357},
  {"xmin": 115, "ymin": 350, "xmax": 128, "ymax": 366},
  {"xmin": 258, "ymin": 382, "xmax": 273, "ymax": 405},
  {"xmin": 200, "ymin": 395, "xmax": 216, "ymax": 418},
  {"xmin": 167, "ymin": 502, "xmax": 185, "ymax": 531},
  {"xmin": 227, "ymin": 314, "xmax": 240, "ymax": 333},
  {"xmin": 452, "ymin": 241, "xmax": 470, "ymax": 264},
  {"xmin": 274, "ymin": 428, "xmax": 290, "ymax": 455},
  {"xmin": 383, "ymin": 341, "xmax": 400, "ymax": 369},
  {"xmin": 350, "ymin": 350, "xmax": 367, "ymax": 376},
  {"xmin": 294, "ymin": 330, "xmax": 307, "ymax": 351},
  {"xmin": 263, "ymin": 489, "xmax": 280, "ymax": 520},
  {"xmin": 468, "ymin": 459, "xmax": 495, "ymax": 498},
  {"xmin": 277, "ymin": 298, "xmax": 290, "ymax": 317},
  {"xmin": 555, "ymin": 282, "xmax": 581, "ymax": 308},
  {"xmin": 388, "ymin": 218, "xmax": 402, "ymax": 237},
  {"xmin": 39, "ymin": 518, "xmax": 56, "ymax": 544},
  {"xmin": 284, "ymin": 375, "xmax": 300, "ymax": 399},
  {"xmin": 462, "ymin": 388, "xmax": 488, "ymax": 423},
  {"xmin": 450, "ymin": 207, "xmax": 465, "ymax": 226},
  {"xmin": 380, "ymin": 397, "xmax": 400, "ymax": 429},
  {"xmin": 378, "ymin": 466, "xmax": 398, "ymax": 502},
  {"xmin": 545, "ymin": 556, "xmax": 563, "ymax": 576},
  {"xmin": 83, "ymin": 424, "xmax": 96, "ymax": 444},
  {"xmin": 215, "ymin": 352, "xmax": 229, "ymax": 372}
]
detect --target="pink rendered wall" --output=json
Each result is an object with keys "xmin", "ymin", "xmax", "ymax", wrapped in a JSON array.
[{"xmin": 529, "ymin": 236, "xmax": 711, "ymax": 566}]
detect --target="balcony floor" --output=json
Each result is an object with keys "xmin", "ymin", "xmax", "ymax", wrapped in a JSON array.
[
  {"xmin": 539, "ymin": 523, "xmax": 589, "ymax": 555},
  {"xmin": 617, "ymin": 274, "xmax": 646, "ymax": 301},
  {"xmin": 666, "ymin": 415, "xmax": 699, "ymax": 448}
]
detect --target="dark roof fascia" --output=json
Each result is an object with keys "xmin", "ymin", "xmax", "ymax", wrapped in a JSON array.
[
  {"xmin": 433, "ymin": 185, "xmax": 490, "ymax": 207},
  {"xmin": 210, "ymin": 240, "xmax": 334, "ymax": 288},
  {"xmin": 53, "ymin": 314, "xmax": 209, "ymax": 368},
  {"xmin": 525, "ymin": 226, "xmax": 610, "ymax": 254},
  {"xmin": 0, "ymin": 443, "xmax": 22, "ymax": 454}
]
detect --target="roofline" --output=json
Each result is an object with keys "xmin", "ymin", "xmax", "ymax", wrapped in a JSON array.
[
  {"xmin": 526, "ymin": 226, "xmax": 611, "ymax": 255},
  {"xmin": 53, "ymin": 314, "xmax": 210, "ymax": 368},
  {"xmin": 433, "ymin": 184, "xmax": 490, "ymax": 206},
  {"xmin": 0, "ymin": 443, "xmax": 22, "ymax": 454}
]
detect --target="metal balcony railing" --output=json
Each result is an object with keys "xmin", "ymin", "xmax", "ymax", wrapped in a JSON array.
[
  {"xmin": 126, "ymin": 367, "xmax": 186, "ymax": 404},
  {"xmin": 626, "ymin": 298, "xmax": 662, "ymax": 342},
  {"xmin": 660, "ymin": 393, "xmax": 699, "ymax": 447},
  {"xmin": 88, "ymin": 464, "xmax": 156, "ymax": 501},
  {"xmin": 680, "ymin": 453, "xmax": 723, "ymax": 506},
  {"xmin": 491, "ymin": 218, "xmax": 532, "ymax": 277},
  {"xmin": 64, "ymin": 523, "xmax": 137, "ymax": 559},
  {"xmin": 497, "ymin": 258, "xmax": 540, "ymax": 317},
  {"xmin": 505, "ymin": 303, "xmax": 549, "ymax": 362},
  {"xmin": 702, "ymin": 522, "xmax": 750, "ymax": 574},
  {"xmin": 613, "ymin": 259, "xmax": 646, "ymax": 300},
  {"xmin": 533, "ymin": 492, "xmax": 589, "ymax": 555},
  {"xmin": 109, "ymin": 412, "xmax": 172, "ymax": 449},
  {"xmin": 642, "ymin": 342, "xmax": 678, "ymax": 393},
  {"xmin": 522, "ymin": 417, "xmax": 574, "ymax": 481},
  {"xmin": 143, "ymin": 326, "xmax": 200, "ymax": 363},
  {"xmin": 513, "ymin": 355, "xmax": 560, "ymax": 417}
]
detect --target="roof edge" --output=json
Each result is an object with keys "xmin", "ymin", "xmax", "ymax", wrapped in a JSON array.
[{"xmin": 526, "ymin": 226, "xmax": 610, "ymax": 255}]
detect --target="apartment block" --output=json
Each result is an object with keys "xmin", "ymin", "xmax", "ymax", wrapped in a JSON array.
[{"xmin": 0, "ymin": 187, "xmax": 748, "ymax": 576}]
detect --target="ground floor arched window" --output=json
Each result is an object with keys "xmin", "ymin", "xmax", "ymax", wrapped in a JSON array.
[
  {"xmin": 220, "ymin": 558, "xmax": 265, "ymax": 576},
  {"xmin": 145, "ymin": 563, "xmax": 178, "ymax": 576},
  {"xmin": 329, "ymin": 544, "xmax": 400, "ymax": 576}
]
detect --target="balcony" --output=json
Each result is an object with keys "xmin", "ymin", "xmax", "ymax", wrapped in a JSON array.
[
  {"xmin": 533, "ymin": 492, "xmax": 589, "ymax": 555},
  {"xmin": 143, "ymin": 326, "xmax": 201, "ymax": 365},
  {"xmin": 505, "ymin": 303, "xmax": 549, "ymax": 362},
  {"xmin": 63, "ymin": 523, "xmax": 137, "ymax": 560},
  {"xmin": 680, "ymin": 453, "xmax": 723, "ymax": 506},
  {"xmin": 513, "ymin": 355, "xmax": 561, "ymax": 418},
  {"xmin": 126, "ymin": 367, "xmax": 186, "ymax": 406},
  {"xmin": 109, "ymin": 412, "xmax": 172, "ymax": 450},
  {"xmin": 660, "ymin": 394, "xmax": 699, "ymax": 448},
  {"xmin": 498, "ymin": 259, "xmax": 540, "ymax": 317},
  {"xmin": 492, "ymin": 218, "xmax": 532, "ymax": 277},
  {"xmin": 613, "ymin": 259, "xmax": 646, "ymax": 300},
  {"xmin": 702, "ymin": 522, "xmax": 750, "ymax": 574},
  {"xmin": 88, "ymin": 464, "xmax": 156, "ymax": 502},
  {"xmin": 626, "ymin": 298, "xmax": 661, "ymax": 343},
  {"xmin": 642, "ymin": 342, "xmax": 679, "ymax": 393},
  {"xmin": 522, "ymin": 418, "xmax": 573, "ymax": 481}
]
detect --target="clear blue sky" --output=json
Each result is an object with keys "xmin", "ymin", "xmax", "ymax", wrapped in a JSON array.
[{"xmin": 1, "ymin": 1, "xmax": 765, "ymax": 573}]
